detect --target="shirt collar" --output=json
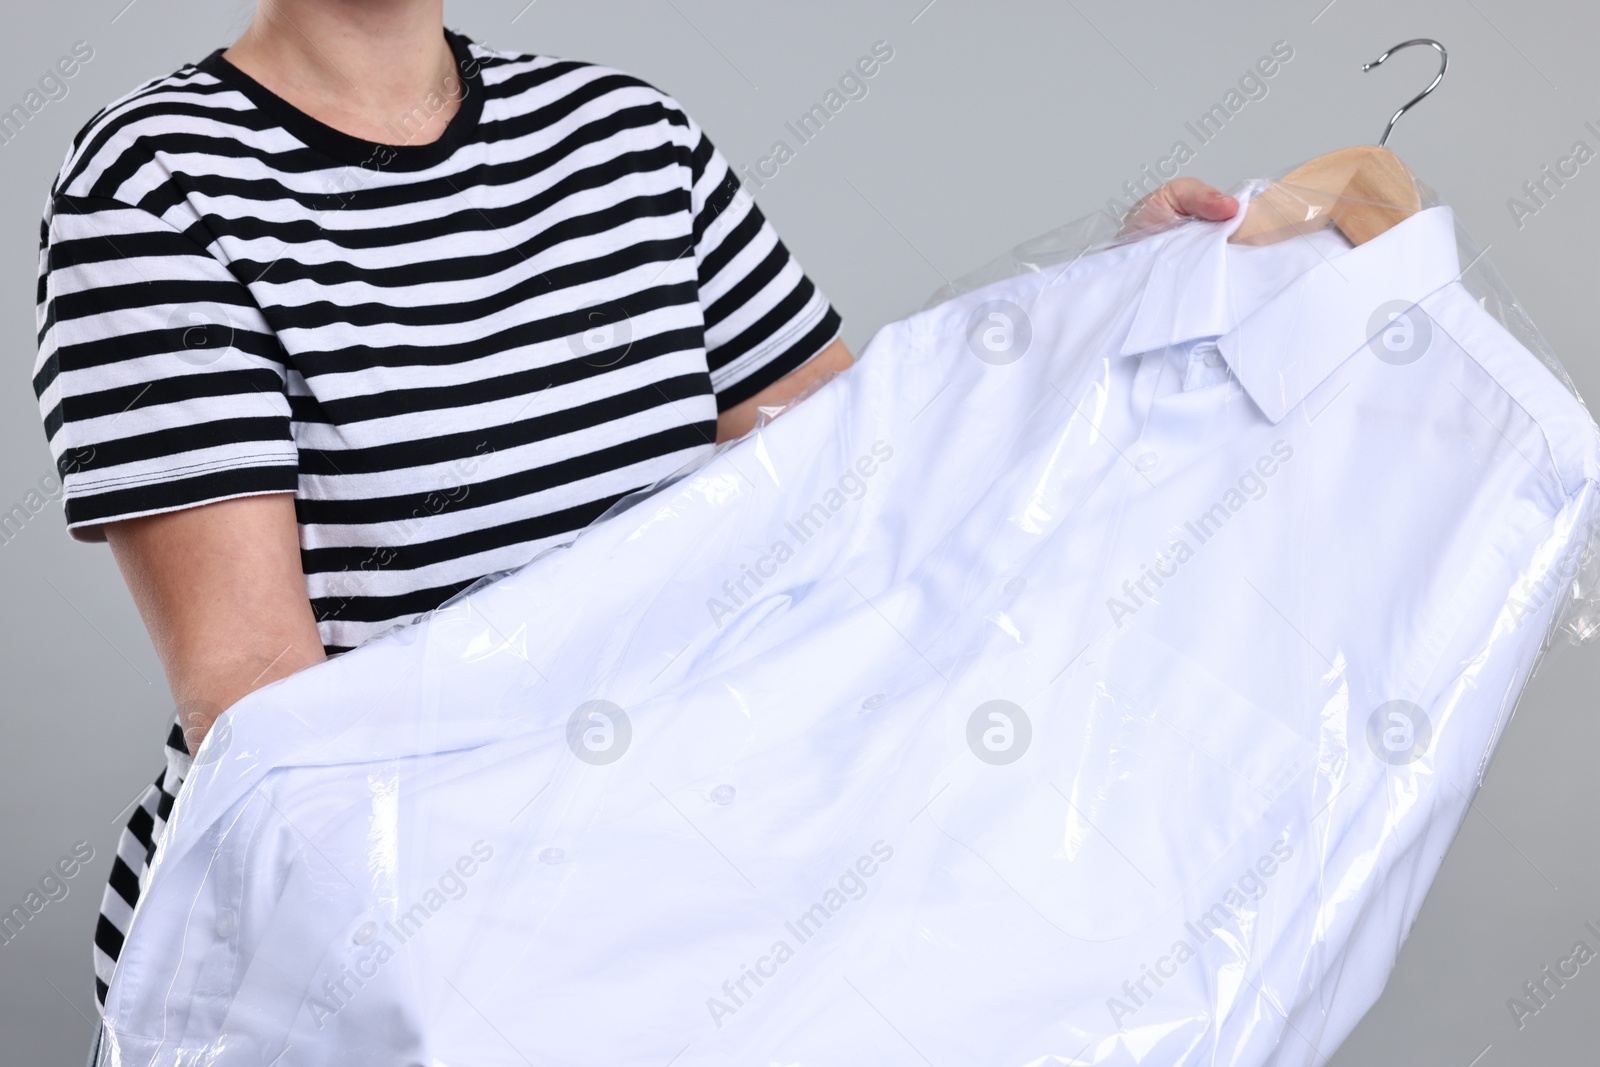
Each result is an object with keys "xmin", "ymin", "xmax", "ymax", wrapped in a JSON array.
[{"xmin": 1118, "ymin": 180, "xmax": 1461, "ymax": 423}]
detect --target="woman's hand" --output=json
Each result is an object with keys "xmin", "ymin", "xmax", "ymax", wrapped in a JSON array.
[{"xmin": 1121, "ymin": 177, "xmax": 1239, "ymax": 236}]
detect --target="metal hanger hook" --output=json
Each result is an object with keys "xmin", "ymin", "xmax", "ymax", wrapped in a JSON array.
[{"xmin": 1362, "ymin": 38, "xmax": 1448, "ymax": 147}]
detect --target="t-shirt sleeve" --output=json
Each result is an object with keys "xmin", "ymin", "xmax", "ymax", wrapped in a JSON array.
[
  {"xmin": 683, "ymin": 118, "xmax": 842, "ymax": 411},
  {"xmin": 32, "ymin": 194, "xmax": 298, "ymax": 542}
]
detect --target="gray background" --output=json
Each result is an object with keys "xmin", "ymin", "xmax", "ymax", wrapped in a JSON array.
[{"xmin": 2, "ymin": 0, "xmax": 1596, "ymax": 1062}]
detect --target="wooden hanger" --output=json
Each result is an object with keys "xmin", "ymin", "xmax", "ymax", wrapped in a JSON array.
[
  {"xmin": 1230, "ymin": 40, "xmax": 1446, "ymax": 248},
  {"xmin": 1229, "ymin": 145, "xmax": 1421, "ymax": 247}
]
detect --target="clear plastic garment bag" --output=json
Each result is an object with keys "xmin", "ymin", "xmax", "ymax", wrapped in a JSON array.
[{"xmin": 99, "ymin": 168, "xmax": 1600, "ymax": 1067}]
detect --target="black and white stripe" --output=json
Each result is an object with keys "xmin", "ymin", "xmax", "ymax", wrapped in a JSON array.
[{"xmin": 33, "ymin": 30, "xmax": 840, "ymax": 1010}]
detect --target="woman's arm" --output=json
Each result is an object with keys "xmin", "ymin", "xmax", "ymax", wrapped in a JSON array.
[
  {"xmin": 716, "ymin": 337, "xmax": 855, "ymax": 442},
  {"xmin": 105, "ymin": 493, "xmax": 327, "ymax": 755}
]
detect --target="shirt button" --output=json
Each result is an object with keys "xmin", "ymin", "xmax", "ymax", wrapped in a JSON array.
[
  {"xmin": 1134, "ymin": 452, "xmax": 1159, "ymax": 473},
  {"xmin": 710, "ymin": 784, "xmax": 737, "ymax": 805},
  {"xmin": 1204, "ymin": 348, "xmax": 1224, "ymax": 368},
  {"xmin": 216, "ymin": 910, "xmax": 236, "ymax": 938},
  {"xmin": 539, "ymin": 847, "xmax": 566, "ymax": 865}
]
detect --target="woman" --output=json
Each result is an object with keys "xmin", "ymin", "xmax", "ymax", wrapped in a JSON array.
[{"xmin": 32, "ymin": 0, "xmax": 1237, "ymax": 1030}]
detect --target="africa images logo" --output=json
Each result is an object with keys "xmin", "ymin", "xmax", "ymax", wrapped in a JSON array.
[
  {"xmin": 705, "ymin": 441, "xmax": 895, "ymax": 628},
  {"xmin": 567, "ymin": 699, "xmax": 632, "ymax": 766},
  {"xmin": 1366, "ymin": 300, "xmax": 1434, "ymax": 366},
  {"xmin": 1365, "ymin": 699, "xmax": 1432, "ymax": 765},
  {"xmin": 965, "ymin": 300, "xmax": 1033, "ymax": 366},
  {"xmin": 966, "ymin": 700, "xmax": 1032, "ymax": 765}
]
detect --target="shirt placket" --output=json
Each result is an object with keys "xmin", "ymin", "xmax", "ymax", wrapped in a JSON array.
[{"xmin": 1121, "ymin": 342, "xmax": 1183, "ymax": 478}]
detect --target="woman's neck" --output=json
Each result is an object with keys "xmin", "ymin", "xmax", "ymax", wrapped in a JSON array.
[{"xmin": 223, "ymin": 0, "xmax": 463, "ymax": 147}]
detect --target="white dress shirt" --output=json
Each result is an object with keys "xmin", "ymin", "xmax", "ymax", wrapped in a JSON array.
[{"xmin": 100, "ymin": 181, "xmax": 1600, "ymax": 1067}]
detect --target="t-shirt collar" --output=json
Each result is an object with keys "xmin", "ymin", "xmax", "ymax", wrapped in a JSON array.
[
  {"xmin": 1118, "ymin": 179, "xmax": 1462, "ymax": 423},
  {"xmin": 198, "ymin": 28, "xmax": 485, "ymax": 172}
]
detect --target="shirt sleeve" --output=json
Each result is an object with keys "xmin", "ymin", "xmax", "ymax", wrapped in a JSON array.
[
  {"xmin": 684, "ymin": 118, "xmax": 843, "ymax": 411},
  {"xmin": 32, "ymin": 194, "xmax": 298, "ymax": 542}
]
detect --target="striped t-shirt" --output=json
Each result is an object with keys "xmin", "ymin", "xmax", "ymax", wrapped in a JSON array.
[{"xmin": 33, "ymin": 29, "xmax": 839, "ymax": 1009}]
